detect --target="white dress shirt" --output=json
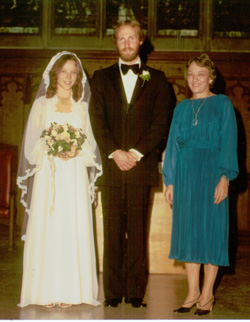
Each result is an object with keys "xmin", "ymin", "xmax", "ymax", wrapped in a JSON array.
[
  {"xmin": 109, "ymin": 58, "xmax": 143, "ymax": 161},
  {"xmin": 119, "ymin": 57, "xmax": 141, "ymax": 104}
]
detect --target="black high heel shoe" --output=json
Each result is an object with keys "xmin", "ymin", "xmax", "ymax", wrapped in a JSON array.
[
  {"xmin": 194, "ymin": 296, "xmax": 215, "ymax": 316},
  {"xmin": 174, "ymin": 297, "xmax": 200, "ymax": 313}
]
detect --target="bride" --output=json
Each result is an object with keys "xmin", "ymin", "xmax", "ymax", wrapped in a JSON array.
[{"xmin": 17, "ymin": 51, "xmax": 102, "ymax": 308}]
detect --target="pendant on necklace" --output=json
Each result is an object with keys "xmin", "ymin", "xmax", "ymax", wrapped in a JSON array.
[
  {"xmin": 192, "ymin": 118, "xmax": 198, "ymax": 126},
  {"xmin": 191, "ymin": 97, "xmax": 207, "ymax": 127}
]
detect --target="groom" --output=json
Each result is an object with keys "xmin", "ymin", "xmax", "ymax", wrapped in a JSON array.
[{"xmin": 89, "ymin": 19, "xmax": 175, "ymax": 308}]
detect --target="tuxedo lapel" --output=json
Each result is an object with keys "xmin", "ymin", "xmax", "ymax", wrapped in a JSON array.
[
  {"xmin": 108, "ymin": 63, "xmax": 150, "ymax": 113},
  {"xmin": 129, "ymin": 63, "xmax": 148, "ymax": 109},
  {"xmin": 108, "ymin": 63, "xmax": 127, "ymax": 106}
]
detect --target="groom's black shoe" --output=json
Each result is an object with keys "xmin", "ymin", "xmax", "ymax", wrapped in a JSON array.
[
  {"xmin": 104, "ymin": 298, "xmax": 121, "ymax": 307},
  {"xmin": 129, "ymin": 298, "xmax": 147, "ymax": 308}
]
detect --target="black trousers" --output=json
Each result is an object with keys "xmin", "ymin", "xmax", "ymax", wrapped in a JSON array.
[{"xmin": 100, "ymin": 185, "xmax": 151, "ymax": 300}]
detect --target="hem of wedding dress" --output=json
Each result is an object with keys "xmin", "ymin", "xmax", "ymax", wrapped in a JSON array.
[{"xmin": 18, "ymin": 299, "xmax": 101, "ymax": 308}]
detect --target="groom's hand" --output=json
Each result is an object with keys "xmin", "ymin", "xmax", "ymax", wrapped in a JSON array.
[{"xmin": 112, "ymin": 149, "xmax": 137, "ymax": 171}]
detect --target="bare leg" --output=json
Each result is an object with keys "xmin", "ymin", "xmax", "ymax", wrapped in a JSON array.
[
  {"xmin": 197, "ymin": 263, "xmax": 218, "ymax": 310},
  {"xmin": 182, "ymin": 262, "xmax": 201, "ymax": 307}
]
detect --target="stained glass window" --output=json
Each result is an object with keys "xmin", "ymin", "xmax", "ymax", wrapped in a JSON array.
[
  {"xmin": 214, "ymin": 0, "xmax": 250, "ymax": 38},
  {"xmin": 106, "ymin": 0, "xmax": 148, "ymax": 35},
  {"xmin": 0, "ymin": 0, "xmax": 41, "ymax": 34},
  {"xmin": 54, "ymin": 0, "xmax": 97, "ymax": 35},
  {"xmin": 157, "ymin": 0, "xmax": 200, "ymax": 37}
]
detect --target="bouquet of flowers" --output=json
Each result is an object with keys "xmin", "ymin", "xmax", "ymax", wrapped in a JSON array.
[{"xmin": 40, "ymin": 122, "xmax": 87, "ymax": 159}]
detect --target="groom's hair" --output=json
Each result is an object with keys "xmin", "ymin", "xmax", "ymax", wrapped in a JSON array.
[{"xmin": 112, "ymin": 19, "xmax": 145, "ymax": 43}]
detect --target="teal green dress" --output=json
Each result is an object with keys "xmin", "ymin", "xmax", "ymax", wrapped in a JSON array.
[{"xmin": 162, "ymin": 95, "xmax": 238, "ymax": 266}]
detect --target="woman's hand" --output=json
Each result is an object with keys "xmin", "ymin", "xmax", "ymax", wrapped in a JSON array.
[
  {"xmin": 214, "ymin": 177, "xmax": 229, "ymax": 204},
  {"xmin": 59, "ymin": 150, "xmax": 79, "ymax": 161},
  {"xmin": 164, "ymin": 185, "xmax": 174, "ymax": 205}
]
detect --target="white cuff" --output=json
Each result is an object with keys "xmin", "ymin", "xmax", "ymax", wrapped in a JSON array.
[{"xmin": 129, "ymin": 149, "xmax": 143, "ymax": 161}]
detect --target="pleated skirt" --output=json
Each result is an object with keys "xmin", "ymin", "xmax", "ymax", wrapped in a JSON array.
[{"xmin": 169, "ymin": 146, "xmax": 229, "ymax": 266}]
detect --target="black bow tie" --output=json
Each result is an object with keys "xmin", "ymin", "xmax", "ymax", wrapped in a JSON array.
[{"xmin": 121, "ymin": 64, "xmax": 140, "ymax": 75}]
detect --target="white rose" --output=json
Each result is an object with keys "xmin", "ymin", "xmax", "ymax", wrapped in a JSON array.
[
  {"xmin": 63, "ymin": 123, "xmax": 69, "ymax": 131},
  {"xmin": 58, "ymin": 132, "xmax": 70, "ymax": 141}
]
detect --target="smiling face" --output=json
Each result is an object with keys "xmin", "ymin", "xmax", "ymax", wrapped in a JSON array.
[
  {"xmin": 115, "ymin": 25, "xmax": 142, "ymax": 64},
  {"xmin": 186, "ymin": 62, "xmax": 213, "ymax": 98},
  {"xmin": 57, "ymin": 60, "xmax": 78, "ymax": 92}
]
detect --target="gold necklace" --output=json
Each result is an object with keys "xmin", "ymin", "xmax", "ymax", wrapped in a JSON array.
[{"xmin": 191, "ymin": 97, "xmax": 207, "ymax": 126}]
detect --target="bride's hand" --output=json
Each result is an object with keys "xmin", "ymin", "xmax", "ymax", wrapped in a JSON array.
[{"xmin": 59, "ymin": 150, "xmax": 79, "ymax": 161}]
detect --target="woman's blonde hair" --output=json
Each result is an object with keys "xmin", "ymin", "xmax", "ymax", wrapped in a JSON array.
[{"xmin": 184, "ymin": 53, "xmax": 217, "ymax": 86}]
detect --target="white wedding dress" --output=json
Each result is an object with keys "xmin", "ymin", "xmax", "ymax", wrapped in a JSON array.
[{"xmin": 19, "ymin": 97, "xmax": 100, "ymax": 307}]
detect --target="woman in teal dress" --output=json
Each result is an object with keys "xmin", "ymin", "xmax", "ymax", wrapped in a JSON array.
[{"xmin": 162, "ymin": 53, "xmax": 238, "ymax": 316}]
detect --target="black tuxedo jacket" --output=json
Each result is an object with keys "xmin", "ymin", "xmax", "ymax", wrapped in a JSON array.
[{"xmin": 89, "ymin": 62, "xmax": 174, "ymax": 187}]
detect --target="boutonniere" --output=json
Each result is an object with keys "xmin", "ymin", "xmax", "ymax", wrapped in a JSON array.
[{"xmin": 139, "ymin": 70, "xmax": 151, "ymax": 87}]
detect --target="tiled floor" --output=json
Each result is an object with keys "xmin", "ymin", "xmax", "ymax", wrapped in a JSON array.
[{"xmin": 0, "ymin": 230, "xmax": 250, "ymax": 320}]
